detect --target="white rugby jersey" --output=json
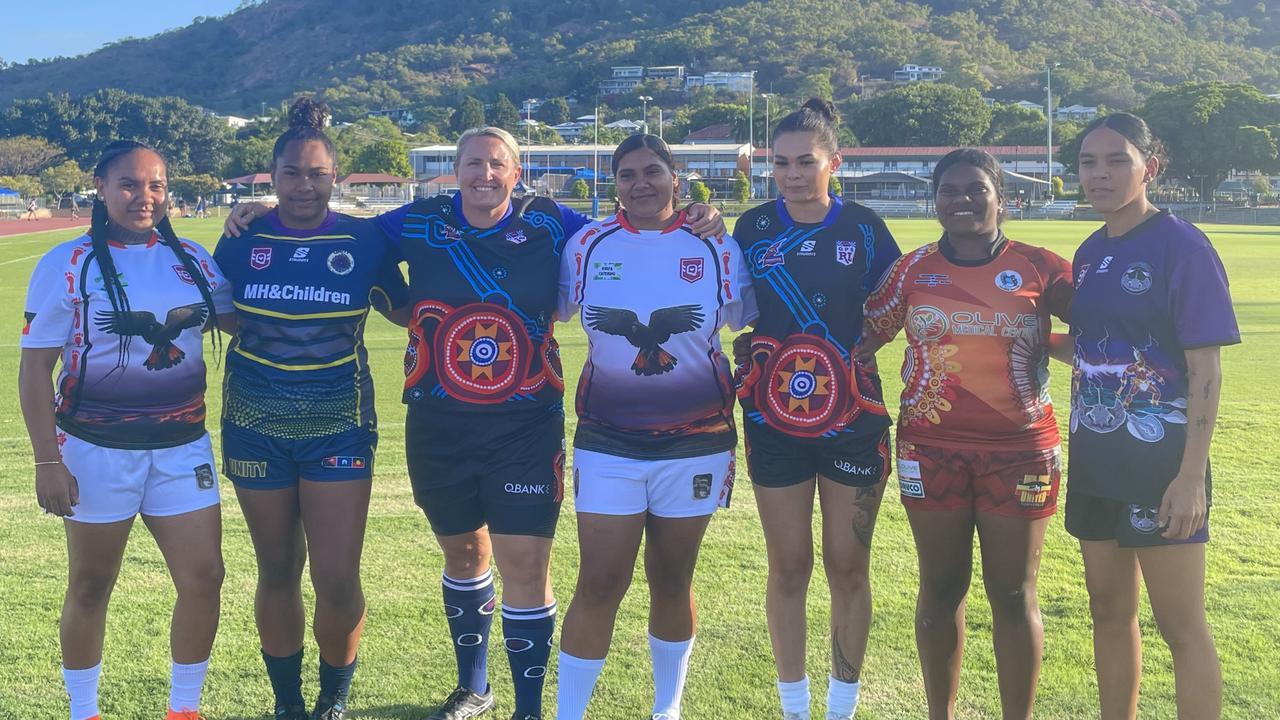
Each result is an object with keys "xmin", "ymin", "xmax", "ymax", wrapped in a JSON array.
[
  {"xmin": 558, "ymin": 211, "xmax": 757, "ymax": 459},
  {"xmin": 22, "ymin": 233, "xmax": 233, "ymax": 449}
]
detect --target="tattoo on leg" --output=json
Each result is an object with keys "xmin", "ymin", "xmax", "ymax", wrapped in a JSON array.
[
  {"xmin": 851, "ymin": 496, "xmax": 878, "ymax": 550},
  {"xmin": 855, "ymin": 485, "xmax": 878, "ymax": 500},
  {"xmin": 833, "ymin": 637, "xmax": 861, "ymax": 683},
  {"xmin": 1202, "ymin": 381, "xmax": 1211, "ymax": 399}
]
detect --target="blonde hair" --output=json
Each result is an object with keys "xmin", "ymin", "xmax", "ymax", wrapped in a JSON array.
[{"xmin": 456, "ymin": 126, "xmax": 521, "ymax": 166}]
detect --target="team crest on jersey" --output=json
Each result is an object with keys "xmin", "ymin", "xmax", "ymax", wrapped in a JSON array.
[
  {"xmin": 505, "ymin": 229, "xmax": 528, "ymax": 245},
  {"xmin": 995, "ymin": 269, "xmax": 1023, "ymax": 292},
  {"xmin": 327, "ymin": 250, "xmax": 355, "ymax": 276},
  {"xmin": 679, "ymin": 257, "xmax": 705, "ymax": 283},
  {"xmin": 836, "ymin": 241, "xmax": 856, "ymax": 266},
  {"xmin": 756, "ymin": 335, "xmax": 851, "ymax": 437},
  {"xmin": 1121, "ymin": 262, "xmax": 1153, "ymax": 295},
  {"xmin": 172, "ymin": 265, "xmax": 196, "ymax": 285},
  {"xmin": 250, "ymin": 247, "xmax": 272, "ymax": 270},
  {"xmin": 434, "ymin": 304, "xmax": 532, "ymax": 404}
]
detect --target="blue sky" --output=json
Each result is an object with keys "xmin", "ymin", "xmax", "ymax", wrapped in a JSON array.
[{"xmin": 0, "ymin": 1, "xmax": 241, "ymax": 64}]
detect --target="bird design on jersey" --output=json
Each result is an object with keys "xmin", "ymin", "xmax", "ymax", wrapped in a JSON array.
[
  {"xmin": 584, "ymin": 304, "xmax": 705, "ymax": 376},
  {"xmin": 94, "ymin": 303, "xmax": 209, "ymax": 371}
]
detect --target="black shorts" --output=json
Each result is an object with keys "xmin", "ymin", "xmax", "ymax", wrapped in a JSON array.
[
  {"xmin": 744, "ymin": 421, "xmax": 890, "ymax": 488},
  {"xmin": 1064, "ymin": 485, "xmax": 1211, "ymax": 548},
  {"xmin": 406, "ymin": 404, "xmax": 565, "ymax": 538}
]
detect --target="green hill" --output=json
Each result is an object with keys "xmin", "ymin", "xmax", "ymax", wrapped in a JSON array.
[{"xmin": 1, "ymin": 0, "xmax": 1276, "ymax": 118}]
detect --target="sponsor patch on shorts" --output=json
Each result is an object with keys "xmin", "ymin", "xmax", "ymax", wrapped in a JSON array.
[
  {"xmin": 322, "ymin": 455, "xmax": 366, "ymax": 469},
  {"xmin": 899, "ymin": 477, "xmax": 925, "ymax": 498},
  {"xmin": 897, "ymin": 459, "xmax": 921, "ymax": 479},
  {"xmin": 692, "ymin": 473, "xmax": 712, "ymax": 500},
  {"xmin": 194, "ymin": 463, "xmax": 215, "ymax": 490}
]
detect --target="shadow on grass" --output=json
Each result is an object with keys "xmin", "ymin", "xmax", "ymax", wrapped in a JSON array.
[{"xmin": 219, "ymin": 704, "xmax": 435, "ymax": 720}]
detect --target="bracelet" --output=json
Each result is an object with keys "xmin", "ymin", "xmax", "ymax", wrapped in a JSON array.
[{"xmin": 34, "ymin": 460, "xmax": 63, "ymax": 467}]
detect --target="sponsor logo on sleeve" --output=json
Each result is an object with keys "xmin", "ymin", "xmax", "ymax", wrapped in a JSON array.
[
  {"xmin": 680, "ymin": 257, "xmax": 705, "ymax": 283},
  {"xmin": 250, "ymin": 247, "xmax": 272, "ymax": 270}
]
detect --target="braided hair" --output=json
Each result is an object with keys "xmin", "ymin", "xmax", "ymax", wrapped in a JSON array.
[
  {"xmin": 90, "ymin": 140, "xmax": 221, "ymax": 370},
  {"xmin": 273, "ymin": 97, "xmax": 335, "ymax": 169}
]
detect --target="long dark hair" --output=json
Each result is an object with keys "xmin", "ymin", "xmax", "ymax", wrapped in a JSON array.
[
  {"xmin": 90, "ymin": 140, "xmax": 221, "ymax": 367},
  {"xmin": 272, "ymin": 97, "xmax": 334, "ymax": 170}
]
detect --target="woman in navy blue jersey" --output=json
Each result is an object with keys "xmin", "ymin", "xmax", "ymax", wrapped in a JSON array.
[
  {"xmin": 732, "ymin": 99, "xmax": 900, "ymax": 720},
  {"xmin": 226, "ymin": 126, "xmax": 723, "ymax": 720},
  {"xmin": 215, "ymin": 98, "xmax": 409, "ymax": 720},
  {"xmin": 1065, "ymin": 113, "xmax": 1237, "ymax": 720}
]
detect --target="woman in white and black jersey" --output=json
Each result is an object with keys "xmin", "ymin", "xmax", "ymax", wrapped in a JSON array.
[
  {"xmin": 554, "ymin": 134, "xmax": 757, "ymax": 720},
  {"xmin": 18, "ymin": 140, "xmax": 232, "ymax": 720}
]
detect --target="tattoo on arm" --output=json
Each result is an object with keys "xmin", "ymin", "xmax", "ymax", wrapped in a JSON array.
[
  {"xmin": 833, "ymin": 637, "xmax": 862, "ymax": 683},
  {"xmin": 1203, "ymin": 381, "xmax": 1211, "ymax": 400},
  {"xmin": 1196, "ymin": 415, "xmax": 1209, "ymax": 430}
]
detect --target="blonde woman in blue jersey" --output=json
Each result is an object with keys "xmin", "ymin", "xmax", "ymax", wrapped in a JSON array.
[
  {"xmin": 214, "ymin": 99, "xmax": 408, "ymax": 720},
  {"xmin": 555, "ymin": 135, "xmax": 757, "ymax": 720}
]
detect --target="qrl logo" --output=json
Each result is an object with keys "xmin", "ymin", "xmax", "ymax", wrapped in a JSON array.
[
  {"xmin": 679, "ymin": 257, "xmax": 704, "ymax": 283},
  {"xmin": 250, "ymin": 247, "xmax": 272, "ymax": 270}
]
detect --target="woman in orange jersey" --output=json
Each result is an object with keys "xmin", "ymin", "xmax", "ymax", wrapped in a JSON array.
[{"xmin": 858, "ymin": 148, "xmax": 1073, "ymax": 719}]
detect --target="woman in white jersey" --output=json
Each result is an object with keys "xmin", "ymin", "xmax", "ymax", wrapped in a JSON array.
[
  {"xmin": 18, "ymin": 140, "xmax": 232, "ymax": 720},
  {"xmin": 555, "ymin": 134, "xmax": 757, "ymax": 720}
]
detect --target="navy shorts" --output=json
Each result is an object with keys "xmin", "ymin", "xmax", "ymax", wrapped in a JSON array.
[
  {"xmin": 745, "ymin": 421, "xmax": 891, "ymax": 489},
  {"xmin": 1064, "ymin": 487, "xmax": 1210, "ymax": 547},
  {"xmin": 222, "ymin": 423, "xmax": 376, "ymax": 490},
  {"xmin": 406, "ymin": 404, "xmax": 565, "ymax": 538}
]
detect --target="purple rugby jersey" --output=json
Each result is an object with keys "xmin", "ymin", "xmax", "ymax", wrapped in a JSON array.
[{"xmin": 1068, "ymin": 210, "xmax": 1239, "ymax": 504}]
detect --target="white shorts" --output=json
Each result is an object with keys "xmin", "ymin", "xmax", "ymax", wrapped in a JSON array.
[
  {"xmin": 571, "ymin": 448, "xmax": 734, "ymax": 518},
  {"xmin": 58, "ymin": 431, "xmax": 221, "ymax": 524}
]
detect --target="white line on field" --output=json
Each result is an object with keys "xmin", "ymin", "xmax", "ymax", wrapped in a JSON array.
[{"xmin": 0, "ymin": 253, "xmax": 42, "ymax": 266}]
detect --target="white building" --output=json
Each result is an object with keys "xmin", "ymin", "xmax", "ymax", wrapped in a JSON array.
[
  {"xmin": 686, "ymin": 71, "xmax": 754, "ymax": 94},
  {"xmin": 600, "ymin": 66, "xmax": 645, "ymax": 95},
  {"xmin": 216, "ymin": 114, "xmax": 253, "ymax": 129},
  {"xmin": 645, "ymin": 65, "xmax": 686, "ymax": 89},
  {"xmin": 893, "ymin": 64, "xmax": 944, "ymax": 83},
  {"xmin": 1054, "ymin": 104, "xmax": 1098, "ymax": 122},
  {"xmin": 1014, "ymin": 100, "xmax": 1046, "ymax": 113}
]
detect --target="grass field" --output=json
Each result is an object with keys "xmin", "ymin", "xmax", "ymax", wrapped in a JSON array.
[{"xmin": 1, "ymin": 217, "xmax": 1277, "ymax": 719}]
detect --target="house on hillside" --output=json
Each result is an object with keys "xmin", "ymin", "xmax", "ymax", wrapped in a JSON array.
[
  {"xmin": 686, "ymin": 71, "xmax": 754, "ymax": 94},
  {"xmin": 893, "ymin": 64, "xmax": 944, "ymax": 83},
  {"xmin": 684, "ymin": 124, "xmax": 735, "ymax": 145},
  {"xmin": 601, "ymin": 66, "xmax": 644, "ymax": 95},
  {"xmin": 1054, "ymin": 104, "xmax": 1098, "ymax": 122}
]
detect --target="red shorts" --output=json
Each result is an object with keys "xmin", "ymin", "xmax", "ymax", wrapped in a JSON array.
[{"xmin": 896, "ymin": 439, "xmax": 1061, "ymax": 519}]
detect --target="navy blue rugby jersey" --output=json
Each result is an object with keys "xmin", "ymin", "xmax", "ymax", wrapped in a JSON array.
[
  {"xmin": 733, "ymin": 195, "xmax": 901, "ymax": 439},
  {"xmin": 374, "ymin": 194, "xmax": 588, "ymax": 413},
  {"xmin": 214, "ymin": 210, "xmax": 409, "ymax": 440}
]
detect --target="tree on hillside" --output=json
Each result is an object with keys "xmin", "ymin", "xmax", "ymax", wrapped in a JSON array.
[
  {"xmin": 536, "ymin": 97, "xmax": 571, "ymax": 126},
  {"xmin": 0, "ymin": 136, "xmax": 64, "ymax": 176},
  {"xmin": 1138, "ymin": 82, "xmax": 1280, "ymax": 195},
  {"xmin": 492, "ymin": 94, "xmax": 521, "ymax": 132},
  {"xmin": 453, "ymin": 97, "xmax": 486, "ymax": 135},
  {"xmin": 850, "ymin": 84, "xmax": 992, "ymax": 147},
  {"xmin": 39, "ymin": 160, "xmax": 88, "ymax": 207}
]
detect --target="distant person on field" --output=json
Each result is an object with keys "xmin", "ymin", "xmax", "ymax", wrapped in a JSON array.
[
  {"xmin": 195, "ymin": 196, "xmax": 207, "ymax": 219},
  {"xmin": 26, "ymin": 197, "xmax": 38, "ymax": 220},
  {"xmin": 19, "ymin": 140, "xmax": 231, "ymax": 720},
  {"xmin": 1065, "ymin": 112, "xmax": 1237, "ymax": 720}
]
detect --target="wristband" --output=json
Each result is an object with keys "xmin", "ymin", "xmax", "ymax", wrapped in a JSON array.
[{"xmin": 34, "ymin": 460, "xmax": 63, "ymax": 467}]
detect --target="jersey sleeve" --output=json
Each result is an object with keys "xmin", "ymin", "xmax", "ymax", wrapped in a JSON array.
[
  {"xmin": 1038, "ymin": 248, "xmax": 1074, "ymax": 323},
  {"xmin": 1170, "ymin": 243, "xmax": 1240, "ymax": 349},
  {"xmin": 555, "ymin": 227, "xmax": 584, "ymax": 322},
  {"xmin": 722, "ymin": 239, "xmax": 758, "ymax": 331},
  {"xmin": 371, "ymin": 203, "xmax": 413, "ymax": 256},
  {"xmin": 862, "ymin": 252, "xmax": 912, "ymax": 344},
  {"xmin": 186, "ymin": 241, "xmax": 234, "ymax": 315},
  {"xmin": 864, "ymin": 216, "xmax": 903, "ymax": 293},
  {"xmin": 370, "ymin": 250, "xmax": 410, "ymax": 313},
  {"xmin": 557, "ymin": 203, "xmax": 591, "ymax": 239},
  {"xmin": 21, "ymin": 247, "xmax": 75, "ymax": 349}
]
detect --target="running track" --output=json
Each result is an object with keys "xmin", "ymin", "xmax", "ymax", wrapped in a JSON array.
[{"xmin": 0, "ymin": 218, "xmax": 89, "ymax": 238}]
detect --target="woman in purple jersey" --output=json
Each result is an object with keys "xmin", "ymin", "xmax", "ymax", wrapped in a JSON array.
[{"xmin": 1064, "ymin": 113, "xmax": 1238, "ymax": 720}]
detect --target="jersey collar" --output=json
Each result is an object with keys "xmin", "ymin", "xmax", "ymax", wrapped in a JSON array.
[
  {"xmin": 451, "ymin": 191, "xmax": 515, "ymax": 233},
  {"xmin": 616, "ymin": 209, "xmax": 687, "ymax": 234},
  {"xmin": 264, "ymin": 208, "xmax": 338, "ymax": 236},
  {"xmin": 776, "ymin": 193, "xmax": 842, "ymax": 229},
  {"xmin": 938, "ymin": 231, "xmax": 1009, "ymax": 267}
]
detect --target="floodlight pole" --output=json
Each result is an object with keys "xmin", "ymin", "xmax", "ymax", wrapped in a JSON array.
[
  {"xmin": 639, "ymin": 95, "xmax": 652, "ymax": 134},
  {"xmin": 761, "ymin": 93, "xmax": 772, "ymax": 199}
]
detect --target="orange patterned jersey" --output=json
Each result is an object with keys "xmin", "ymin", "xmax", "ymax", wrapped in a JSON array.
[{"xmin": 863, "ymin": 237, "xmax": 1072, "ymax": 450}]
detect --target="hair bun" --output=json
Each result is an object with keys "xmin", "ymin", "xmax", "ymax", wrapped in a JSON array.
[
  {"xmin": 801, "ymin": 98, "xmax": 839, "ymax": 124},
  {"xmin": 287, "ymin": 97, "xmax": 331, "ymax": 131}
]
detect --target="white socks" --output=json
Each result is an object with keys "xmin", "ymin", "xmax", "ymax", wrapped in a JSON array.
[
  {"xmin": 825, "ymin": 676, "xmax": 861, "ymax": 719},
  {"xmin": 62, "ymin": 663, "xmax": 101, "ymax": 720},
  {"xmin": 777, "ymin": 675, "xmax": 811, "ymax": 718},
  {"xmin": 555, "ymin": 652, "xmax": 606, "ymax": 720},
  {"xmin": 169, "ymin": 658, "xmax": 210, "ymax": 713},
  {"xmin": 649, "ymin": 634, "xmax": 694, "ymax": 718}
]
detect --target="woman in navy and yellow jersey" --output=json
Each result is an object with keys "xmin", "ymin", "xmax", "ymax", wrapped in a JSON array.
[{"xmin": 215, "ymin": 98, "xmax": 409, "ymax": 720}]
